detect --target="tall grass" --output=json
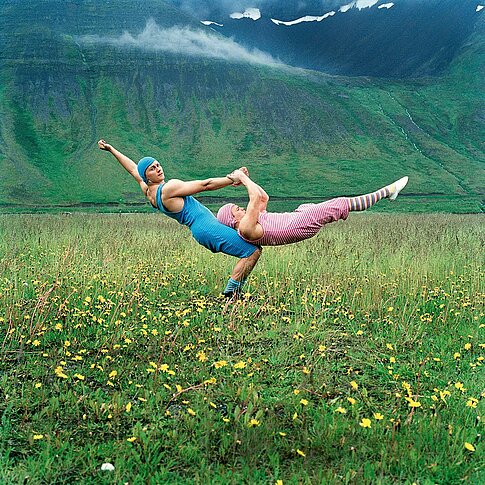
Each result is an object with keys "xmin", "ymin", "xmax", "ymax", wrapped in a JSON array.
[{"xmin": 0, "ymin": 213, "xmax": 483, "ymax": 484}]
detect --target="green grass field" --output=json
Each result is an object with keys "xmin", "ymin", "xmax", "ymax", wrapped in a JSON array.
[{"xmin": 0, "ymin": 213, "xmax": 483, "ymax": 484}]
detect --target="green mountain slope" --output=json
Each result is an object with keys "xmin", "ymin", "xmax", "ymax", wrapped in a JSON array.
[{"xmin": 0, "ymin": 1, "xmax": 483, "ymax": 212}]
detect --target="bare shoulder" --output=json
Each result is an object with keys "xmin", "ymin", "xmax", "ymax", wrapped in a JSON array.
[
  {"xmin": 164, "ymin": 179, "xmax": 182, "ymax": 187},
  {"xmin": 162, "ymin": 179, "xmax": 183, "ymax": 193}
]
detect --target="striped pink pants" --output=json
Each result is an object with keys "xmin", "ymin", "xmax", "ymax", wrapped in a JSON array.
[{"xmin": 247, "ymin": 197, "xmax": 350, "ymax": 246}]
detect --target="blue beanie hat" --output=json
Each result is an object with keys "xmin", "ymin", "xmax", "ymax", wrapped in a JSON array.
[{"xmin": 137, "ymin": 157, "xmax": 156, "ymax": 183}]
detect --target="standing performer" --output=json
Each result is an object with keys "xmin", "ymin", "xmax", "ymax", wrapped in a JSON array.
[
  {"xmin": 216, "ymin": 170, "xmax": 408, "ymax": 246},
  {"xmin": 98, "ymin": 140, "xmax": 261, "ymax": 297}
]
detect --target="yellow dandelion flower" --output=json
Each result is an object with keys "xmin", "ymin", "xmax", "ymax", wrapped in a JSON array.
[
  {"xmin": 464, "ymin": 442, "xmax": 475, "ymax": 452},
  {"xmin": 125, "ymin": 402, "xmax": 132, "ymax": 412},
  {"xmin": 74, "ymin": 374, "xmax": 85, "ymax": 380},
  {"xmin": 335, "ymin": 407, "xmax": 347, "ymax": 414},
  {"xmin": 387, "ymin": 307, "xmax": 394, "ymax": 313},
  {"xmin": 300, "ymin": 399, "xmax": 309, "ymax": 406},
  {"xmin": 54, "ymin": 367, "xmax": 68, "ymax": 379},
  {"xmin": 454, "ymin": 352, "xmax": 461, "ymax": 359},
  {"xmin": 293, "ymin": 389, "xmax": 300, "ymax": 395},
  {"xmin": 464, "ymin": 343, "xmax": 472, "ymax": 350},
  {"xmin": 405, "ymin": 397, "xmax": 421, "ymax": 408},
  {"xmin": 32, "ymin": 340, "xmax": 41, "ymax": 347},
  {"xmin": 233, "ymin": 361, "xmax": 246, "ymax": 369},
  {"xmin": 347, "ymin": 397, "xmax": 356, "ymax": 405},
  {"xmin": 248, "ymin": 418, "xmax": 261, "ymax": 427},
  {"xmin": 214, "ymin": 360, "xmax": 228, "ymax": 369},
  {"xmin": 222, "ymin": 418, "xmax": 230, "ymax": 423},
  {"xmin": 196, "ymin": 351, "xmax": 207, "ymax": 362},
  {"xmin": 374, "ymin": 413, "xmax": 384, "ymax": 420},
  {"xmin": 35, "ymin": 383, "xmax": 42, "ymax": 389},
  {"xmin": 276, "ymin": 480, "xmax": 283, "ymax": 485},
  {"xmin": 33, "ymin": 434, "xmax": 44, "ymax": 440},
  {"xmin": 389, "ymin": 357, "xmax": 396, "ymax": 363},
  {"xmin": 386, "ymin": 343, "xmax": 394, "ymax": 351},
  {"xmin": 187, "ymin": 408, "xmax": 196, "ymax": 416},
  {"xmin": 64, "ymin": 340, "xmax": 70, "ymax": 347},
  {"xmin": 279, "ymin": 432, "xmax": 287, "ymax": 436},
  {"xmin": 360, "ymin": 418, "xmax": 372, "ymax": 428},
  {"xmin": 296, "ymin": 449, "xmax": 306, "ymax": 457},
  {"xmin": 350, "ymin": 381, "xmax": 358, "ymax": 390},
  {"xmin": 292, "ymin": 412, "xmax": 298, "ymax": 420},
  {"xmin": 127, "ymin": 437, "xmax": 136, "ymax": 443},
  {"xmin": 454, "ymin": 382, "xmax": 465, "ymax": 391},
  {"xmin": 356, "ymin": 330, "xmax": 363, "ymax": 336}
]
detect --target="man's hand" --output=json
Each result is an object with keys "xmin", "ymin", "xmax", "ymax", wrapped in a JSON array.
[
  {"xmin": 227, "ymin": 169, "xmax": 246, "ymax": 186},
  {"xmin": 227, "ymin": 167, "xmax": 249, "ymax": 186},
  {"xmin": 98, "ymin": 139, "xmax": 112, "ymax": 151}
]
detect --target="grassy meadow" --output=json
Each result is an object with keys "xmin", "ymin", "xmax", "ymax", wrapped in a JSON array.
[{"xmin": 0, "ymin": 213, "xmax": 484, "ymax": 484}]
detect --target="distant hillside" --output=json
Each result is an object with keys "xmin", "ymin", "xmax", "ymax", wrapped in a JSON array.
[
  {"xmin": 0, "ymin": 0, "xmax": 483, "ymax": 212},
  {"xmin": 173, "ymin": 0, "xmax": 483, "ymax": 78}
]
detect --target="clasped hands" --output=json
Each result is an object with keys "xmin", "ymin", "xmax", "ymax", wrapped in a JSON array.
[{"xmin": 227, "ymin": 167, "xmax": 248, "ymax": 186}]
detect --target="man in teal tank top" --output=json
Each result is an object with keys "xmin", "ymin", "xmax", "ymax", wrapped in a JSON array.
[{"xmin": 98, "ymin": 140, "xmax": 261, "ymax": 297}]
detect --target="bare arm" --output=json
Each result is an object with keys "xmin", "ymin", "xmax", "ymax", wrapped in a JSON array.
[
  {"xmin": 162, "ymin": 166, "xmax": 249, "ymax": 198},
  {"xmin": 228, "ymin": 171, "xmax": 267, "ymax": 240},
  {"xmin": 237, "ymin": 172, "xmax": 269, "ymax": 212},
  {"xmin": 98, "ymin": 140, "xmax": 148, "ymax": 193},
  {"xmin": 162, "ymin": 177, "xmax": 234, "ymax": 199}
]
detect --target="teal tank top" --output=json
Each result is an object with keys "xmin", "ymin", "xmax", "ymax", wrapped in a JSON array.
[{"xmin": 155, "ymin": 184, "xmax": 257, "ymax": 257}]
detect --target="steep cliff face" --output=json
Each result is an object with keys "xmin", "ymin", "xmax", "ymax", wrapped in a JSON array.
[
  {"xmin": 171, "ymin": 0, "xmax": 483, "ymax": 78},
  {"xmin": 0, "ymin": 1, "xmax": 483, "ymax": 209}
]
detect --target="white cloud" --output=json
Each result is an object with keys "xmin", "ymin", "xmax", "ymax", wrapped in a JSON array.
[
  {"xmin": 378, "ymin": 3, "xmax": 394, "ymax": 9},
  {"xmin": 78, "ymin": 19, "xmax": 283, "ymax": 68}
]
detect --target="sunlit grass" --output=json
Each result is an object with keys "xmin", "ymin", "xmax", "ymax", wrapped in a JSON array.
[{"xmin": 0, "ymin": 213, "xmax": 483, "ymax": 483}]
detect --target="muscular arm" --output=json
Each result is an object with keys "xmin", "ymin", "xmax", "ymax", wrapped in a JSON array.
[
  {"xmin": 236, "ymin": 172, "xmax": 268, "ymax": 240},
  {"xmin": 98, "ymin": 140, "xmax": 148, "ymax": 194},
  {"xmin": 162, "ymin": 176, "xmax": 234, "ymax": 199},
  {"xmin": 238, "ymin": 173, "xmax": 269, "ymax": 212}
]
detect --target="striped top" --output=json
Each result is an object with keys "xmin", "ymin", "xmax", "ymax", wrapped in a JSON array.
[{"xmin": 238, "ymin": 197, "xmax": 349, "ymax": 246}]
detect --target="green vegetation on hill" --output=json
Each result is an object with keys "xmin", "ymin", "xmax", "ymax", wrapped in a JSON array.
[{"xmin": 0, "ymin": 1, "xmax": 483, "ymax": 212}]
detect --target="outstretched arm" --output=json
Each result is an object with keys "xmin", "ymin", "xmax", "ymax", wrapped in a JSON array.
[
  {"xmin": 98, "ymin": 140, "xmax": 147, "ymax": 193},
  {"xmin": 162, "ymin": 166, "xmax": 248, "ymax": 198}
]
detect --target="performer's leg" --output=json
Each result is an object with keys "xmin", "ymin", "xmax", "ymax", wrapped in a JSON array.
[
  {"xmin": 347, "ymin": 176, "xmax": 408, "ymax": 211},
  {"xmin": 224, "ymin": 247, "xmax": 262, "ymax": 297}
]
